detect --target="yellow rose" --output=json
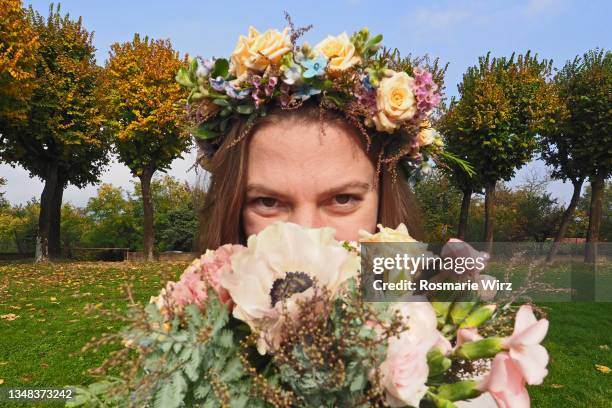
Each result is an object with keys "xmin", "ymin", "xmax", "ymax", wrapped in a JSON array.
[
  {"xmin": 230, "ymin": 26, "xmax": 292, "ymax": 78},
  {"xmin": 416, "ymin": 121, "xmax": 439, "ymax": 147},
  {"xmin": 314, "ymin": 32, "xmax": 361, "ymax": 76},
  {"xmin": 371, "ymin": 70, "xmax": 417, "ymax": 133}
]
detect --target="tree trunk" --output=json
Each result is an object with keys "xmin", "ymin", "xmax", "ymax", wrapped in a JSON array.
[
  {"xmin": 483, "ymin": 181, "xmax": 496, "ymax": 254},
  {"xmin": 546, "ymin": 179, "xmax": 583, "ymax": 263},
  {"xmin": 48, "ymin": 181, "xmax": 64, "ymax": 258},
  {"xmin": 585, "ymin": 175, "xmax": 604, "ymax": 263},
  {"xmin": 457, "ymin": 188, "xmax": 472, "ymax": 240},
  {"xmin": 140, "ymin": 170, "xmax": 155, "ymax": 261},
  {"xmin": 36, "ymin": 163, "xmax": 59, "ymax": 263}
]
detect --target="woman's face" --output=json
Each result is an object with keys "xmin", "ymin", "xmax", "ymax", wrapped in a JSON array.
[{"xmin": 242, "ymin": 117, "xmax": 379, "ymax": 241}]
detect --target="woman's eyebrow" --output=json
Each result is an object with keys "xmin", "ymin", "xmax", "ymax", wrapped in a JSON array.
[
  {"xmin": 319, "ymin": 181, "xmax": 372, "ymax": 197},
  {"xmin": 245, "ymin": 181, "xmax": 372, "ymax": 199},
  {"xmin": 245, "ymin": 184, "xmax": 291, "ymax": 200}
]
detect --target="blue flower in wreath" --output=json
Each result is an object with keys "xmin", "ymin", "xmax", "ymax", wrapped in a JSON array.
[
  {"xmin": 301, "ymin": 54, "xmax": 328, "ymax": 79},
  {"xmin": 362, "ymin": 75, "xmax": 374, "ymax": 91},
  {"xmin": 294, "ymin": 85, "xmax": 321, "ymax": 101},
  {"xmin": 210, "ymin": 76, "xmax": 227, "ymax": 92},
  {"xmin": 224, "ymin": 84, "xmax": 250, "ymax": 100}
]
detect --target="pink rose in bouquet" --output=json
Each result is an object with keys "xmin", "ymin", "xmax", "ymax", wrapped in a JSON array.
[
  {"xmin": 150, "ymin": 244, "xmax": 245, "ymax": 319},
  {"xmin": 378, "ymin": 303, "xmax": 441, "ymax": 407}
]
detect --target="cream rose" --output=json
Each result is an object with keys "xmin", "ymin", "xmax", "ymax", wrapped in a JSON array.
[
  {"xmin": 230, "ymin": 26, "xmax": 292, "ymax": 78},
  {"xmin": 359, "ymin": 223, "xmax": 417, "ymax": 243},
  {"xmin": 371, "ymin": 70, "xmax": 417, "ymax": 133},
  {"xmin": 314, "ymin": 32, "xmax": 361, "ymax": 76},
  {"xmin": 416, "ymin": 126, "xmax": 438, "ymax": 147}
]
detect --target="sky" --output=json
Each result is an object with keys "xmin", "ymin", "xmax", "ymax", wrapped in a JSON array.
[{"xmin": 2, "ymin": 0, "xmax": 610, "ymax": 206}]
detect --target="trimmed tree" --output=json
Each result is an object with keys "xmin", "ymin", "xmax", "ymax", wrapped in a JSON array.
[
  {"xmin": 552, "ymin": 50, "xmax": 610, "ymax": 262},
  {"xmin": 439, "ymin": 111, "xmax": 483, "ymax": 240},
  {"xmin": 1, "ymin": 4, "xmax": 109, "ymax": 262},
  {"xmin": 440, "ymin": 52, "xmax": 562, "ymax": 252},
  {"xmin": 0, "ymin": 0, "xmax": 39, "ymax": 140},
  {"xmin": 99, "ymin": 34, "xmax": 188, "ymax": 261}
]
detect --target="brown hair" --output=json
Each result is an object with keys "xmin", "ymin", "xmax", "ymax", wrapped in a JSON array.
[{"xmin": 196, "ymin": 100, "xmax": 423, "ymax": 251}]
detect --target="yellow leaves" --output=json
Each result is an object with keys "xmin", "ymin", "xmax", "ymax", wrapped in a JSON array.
[
  {"xmin": 0, "ymin": 0, "xmax": 39, "ymax": 80},
  {"xmin": 0, "ymin": 313, "xmax": 19, "ymax": 321},
  {"xmin": 595, "ymin": 364, "xmax": 611, "ymax": 374},
  {"xmin": 0, "ymin": 378, "xmax": 3, "ymax": 385}
]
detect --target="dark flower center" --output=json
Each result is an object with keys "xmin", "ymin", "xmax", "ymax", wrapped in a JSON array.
[{"xmin": 270, "ymin": 271, "xmax": 314, "ymax": 307}]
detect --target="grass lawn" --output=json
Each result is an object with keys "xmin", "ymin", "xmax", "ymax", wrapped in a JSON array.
[{"xmin": 0, "ymin": 260, "xmax": 611, "ymax": 407}]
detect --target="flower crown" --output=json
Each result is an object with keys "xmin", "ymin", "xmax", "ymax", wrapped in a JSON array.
[{"xmin": 176, "ymin": 22, "xmax": 472, "ymax": 183}]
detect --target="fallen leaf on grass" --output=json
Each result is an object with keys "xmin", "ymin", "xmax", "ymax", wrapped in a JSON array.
[
  {"xmin": 50, "ymin": 297, "xmax": 57, "ymax": 301},
  {"xmin": 599, "ymin": 345, "xmax": 609, "ymax": 350},
  {"xmin": 0, "ymin": 313, "xmax": 19, "ymax": 321},
  {"xmin": 550, "ymin": 384, "xmax": 563, "ymax": 389},
  {"xmin": 595, "ymin": 364, "xmax": 611, "ymax": 374},
  {"xmin": 0, "ymin": 379, "xmax": 3, "ymax": 385}
]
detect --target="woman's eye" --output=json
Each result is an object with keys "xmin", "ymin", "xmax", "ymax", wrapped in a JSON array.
[
  {"xmin": 256, "ymin": 197, "xmax": 278, "ymax": 208},
  {"xmin": 334, "ymin": 194, "xmax": 352, "ymax": 205}
]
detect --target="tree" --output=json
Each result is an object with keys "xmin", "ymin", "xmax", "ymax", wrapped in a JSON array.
[
  {"xmin": 60, "ymin": 203, "xmax": 91, "ymax": 258},
  {"xmin": 441, "ymin": 52, "xmax": 562, "ymax": 252},
  {"xmin": 572, "ymin": 182, "xmax": 612, "ymax": 243},
  {"xmin": 413, "ymin": 169, "xmax": 463, "ymax": 241},
  {"xmin": 511, "ymin": 176, "xmax": 563, "ymax": 244},
  {"xmin": 83, "ymin": 183, "xmax": 138, "ymax": 251},
  {"xmin": 131, "ymin": 175, "xmax": 197, "ymax": 252},
  {"xmin": 99, "ymin": 34, "xmax": 188, "ymax": 261},
  {"xmin": 0, "ymin": 177, "xmax": 8, "ymax": 210},
  {"xmin": 438, "ymin": 115, "xmax": 483, "ymax": 240},
  {"xmin": 542, "ymin": 49, "xmax": 610, "ymax": 262},
  {"xmin": 556, "ymin": 50, "xmax": 610, "ymax": 262},
  {"xmin": 0, "ymin": 0, "xmax": 39, "ymax": 135},
  {"xmin": 0, "ymin": 198, "xmax": 39, "ymax": 254},
  {"xmin": 0, "ymin": 4, "xmax": 109, "ymax": 262}
]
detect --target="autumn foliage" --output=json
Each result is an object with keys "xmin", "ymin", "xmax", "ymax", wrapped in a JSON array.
[
  {"xmin": 99, "ymin": 34, "xmax": 188, "ymax": 260},
  {"xmin": 0, "ymin": 0, "xmax": 39, "ymax": 128},
  {"xmin": 1, "ymin": 4, "xmax": 109, "ymax": 262}
]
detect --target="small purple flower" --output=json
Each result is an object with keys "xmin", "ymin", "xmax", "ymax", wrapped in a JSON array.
[
  {"xmin": 265, "ymin": 76, "xmax": 278, "ymax": 96},
  {"xmin": 355, "ymin": 80, "xmax": 377, "ymax": 114},
  {"xmin": 412, "ymin": 67, "xmax": 441, "ymax": 116},
  {"xmin": 249, "ymin": 74, "xmax": 262, "ymax": 87},
  {"xmin": 301, "ymin": 54, "xmax": 328, "ymax": 79},
  {"xmin": 280, "ymin": 83, "xmax": 292, "ymax": 107}
]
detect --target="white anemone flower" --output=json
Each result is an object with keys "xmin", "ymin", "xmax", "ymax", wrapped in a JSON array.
[{"xmin": 219, "ymin": 221, "xmax": 360, "ymax": 354}]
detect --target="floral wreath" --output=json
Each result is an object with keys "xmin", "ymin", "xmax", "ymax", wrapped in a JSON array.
[{"xmin": 176, "ymin": 16, "xmax": 472, "ymax": 183}]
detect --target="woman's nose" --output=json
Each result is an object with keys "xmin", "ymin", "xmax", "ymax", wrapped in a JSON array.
[{"xmin": 288, "ymin": 205, "xmax": 323, "ymax": 229}]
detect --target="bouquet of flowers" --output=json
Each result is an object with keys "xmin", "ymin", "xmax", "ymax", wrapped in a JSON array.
[{"xmin": 69, "ymin": 222, "xmax": 549, "ymax": 407}]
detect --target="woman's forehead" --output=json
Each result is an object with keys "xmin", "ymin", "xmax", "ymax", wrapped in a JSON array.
[{"xmin": 246, "ymin": 119, "xmax": 375, "ymax": 194}]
